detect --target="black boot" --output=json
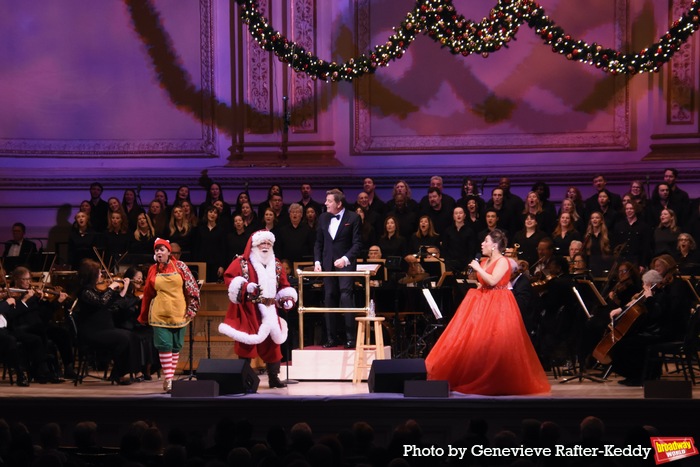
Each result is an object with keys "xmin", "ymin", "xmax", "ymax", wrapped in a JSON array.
[
  {"xmin": 16, "ymin": 369, "xmax": 30, "ymax": 387},
  {"xmin": 267, "ymin": 361, "xmax": 286, "ymax": 388}
]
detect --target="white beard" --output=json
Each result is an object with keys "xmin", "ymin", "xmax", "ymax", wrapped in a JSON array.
[{"xmin": 249, "ymin": 247, "xmax": 277, "ymax": 299}]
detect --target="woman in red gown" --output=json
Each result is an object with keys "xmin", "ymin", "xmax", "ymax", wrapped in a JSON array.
[{"xmin": 426, "ymin": 229, "xmax": 550, "ymax": 395}]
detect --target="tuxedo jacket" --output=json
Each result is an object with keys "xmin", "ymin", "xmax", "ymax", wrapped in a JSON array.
[
  {"xmin": 3, "ymin": 239, "xmax": 37, "ymax": 259},
  {"xmin": 314, "ymin": 210, "xmax": 362, "ymax": 270}
]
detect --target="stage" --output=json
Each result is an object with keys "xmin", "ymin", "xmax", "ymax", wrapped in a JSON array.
[{"xmin": 1, "ymin": 369, "xmax": 699, "ymax": 451}]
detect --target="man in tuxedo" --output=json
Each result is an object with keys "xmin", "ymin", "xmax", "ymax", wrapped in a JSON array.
[
  {"xmin": 314, "ymin": 189, "xmax": 362, "ymax": 348},
  {"xmin": 3, "ymin": 223, "xmax": 38, "ymax": 260}
]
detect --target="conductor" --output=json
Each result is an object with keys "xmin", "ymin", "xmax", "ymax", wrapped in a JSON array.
[{"xmin": 314, "ymin": 189, "xmax": 362, "ymax": 348}]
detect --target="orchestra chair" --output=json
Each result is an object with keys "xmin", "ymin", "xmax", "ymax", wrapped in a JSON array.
[
  {"xmin": 353, "ymin": 316, "xmax": 386, "ymax": 384},
  {"xmin": 643, "ymin": 304, "xmax": 700, "ymax": 384}
]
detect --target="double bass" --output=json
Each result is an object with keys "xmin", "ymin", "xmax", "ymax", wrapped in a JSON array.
[{"xmin": 592, "ymin": 283, "xmax": 658, "ymax": 364}]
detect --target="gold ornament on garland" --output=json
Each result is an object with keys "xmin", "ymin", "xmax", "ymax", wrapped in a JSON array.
[{"xmin": 236, "ymin": 0, "xmax": 700, "ymax": 82}]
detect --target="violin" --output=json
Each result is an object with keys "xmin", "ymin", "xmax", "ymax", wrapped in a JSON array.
[{"xmin": 96, "ymin": 277, "xmax": 125, "ymax": 292}]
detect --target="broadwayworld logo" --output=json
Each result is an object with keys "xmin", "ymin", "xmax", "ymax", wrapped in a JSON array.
[{"xmin": 651, "ymin": 437, "xmax": 698, "ymax": 465}]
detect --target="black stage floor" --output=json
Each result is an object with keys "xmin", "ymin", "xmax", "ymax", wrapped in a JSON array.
[{"xmin": 1, "ymin": 375, "xmax": 699, "ymax": 450}]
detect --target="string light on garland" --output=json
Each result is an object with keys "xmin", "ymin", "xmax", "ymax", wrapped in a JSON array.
[{"xmin": 237, "ymin": 0, "xmax": 700, "ymax": 82}]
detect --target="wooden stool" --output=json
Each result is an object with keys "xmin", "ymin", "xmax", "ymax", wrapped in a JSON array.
[{"xmin": 353, "ymin": 316, "xmax": 385, "ymax": 383}]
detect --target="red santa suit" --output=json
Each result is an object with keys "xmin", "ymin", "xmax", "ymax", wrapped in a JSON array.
[{"xmin": 218, "ymin": 231, "xmax": 297, "ymax": 363}]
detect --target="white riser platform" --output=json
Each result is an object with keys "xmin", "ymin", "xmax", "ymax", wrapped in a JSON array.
[{"xmin": 288, "ymin": 347, "xmax": 392, "ymax": 381}]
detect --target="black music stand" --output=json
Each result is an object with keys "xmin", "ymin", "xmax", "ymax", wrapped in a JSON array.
[
  {"xmin": 183, "ymin": 280, "xmax": 205, "ymax": 381},
  {"xmin": 558, "ymin": 284, "xmax": 606, "ymax": 384},
  {"xmin": 281, "ymin": 305, "xmax": 299, "ymax": 386}
]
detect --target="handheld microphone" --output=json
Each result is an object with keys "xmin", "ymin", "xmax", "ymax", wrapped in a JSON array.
[{"xmin": 467, "ymin": 253, "xmax": 482, "ymax": 274}]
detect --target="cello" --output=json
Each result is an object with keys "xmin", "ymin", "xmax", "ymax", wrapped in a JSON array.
[{"xmin": 592, "ymin": 282, "xmax": 658, "ymax": 364}]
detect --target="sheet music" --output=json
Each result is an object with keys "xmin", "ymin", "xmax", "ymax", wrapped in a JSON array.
[
  {"xmin": 572, "ymin": 286, "xmax": 592, "ymax": 319},
  {"xmin": 422, "ymin": 289, "xmax": 443, "ymax": 320}
]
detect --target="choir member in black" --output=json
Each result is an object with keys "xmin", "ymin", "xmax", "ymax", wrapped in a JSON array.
[
  {"xmin": 88, "ymin": 182, "xmax": 109, "ymax": 233},
  {"xmin": 477, "ymin": 210, "xmax": 499, "ymax": 244},
  {"xmin": 377, "ymin": 216, "xmax": 408, "ymax": 260},
  {"xmin": 608, "ymin": 255, "xmax": 693, "ymax": 385},
  {"xmin": 304, "ymin": 205, "xmax": 319, "ymax": 232},
  {"xmin": 173, "ymin": 185, "xmax": 197, "ymax": 218},
  {"xmin": 363, "ymin": 177, "xmax": 387, "ymax": 219},
  {"xmin": 232, "ymin": 191, "xmax": 251, "ymax": 217},
  {"xmin": 441, "ymin": 207, "xmax": 476, "ymax": 273},
  {"xmin": 530, "ymin": 181, "xmax": 558, "ymax": 228},
  {"xmin": 674, "ymin": 233, "xmax": 700, "ymax": 275},
  {"xmin": 663, "ymin": 168, "xmax": 691, "ymax": 227},
  {"xmin": 652, "ymin": 208, "xmax": 680, "ymax": 257},
  {"xmin": 584, "ymin": 174, "xmax": 623, "ymax": 218},
  {"xmin": 193, "ymin": 205, "xmax": 227, "ymax": 282},
  {"xmin": 464, "ymin": 197, "xmax": 486, "ymax": 236},
  {"xmin": 256, "ymin": 184, "xmax": 283, "ymax": 218},
  {"xmin": 499, "ymin": 177, "xmax": 525, "ymax": 218},
  {"xmin": 355, "ymin": 191, "xmax": 383, "ymax": 238},
  {"xmin": 407, "ymin": 215, "xmax": 441, "ymax": 257},
  {"xmin": 552, "ymin": 212, "xmax": 582, "ymax": 258},
  {"xmin": 354, "ymin": 206, "xmax": 377, "ymax": 256},
  {"xmin": 105, "ymin": 211, "xmax": 130, "ymax": 273},
  {"xmin": 485, "ymin": 188, "xmax": 517, "ymax": 237},
  {"xmin": 239, "ymin": 201, "xmax": 259, "ymax": 234},
  {"xmin": 565, "ymin": 186, "xmax": 586, "ymax": 219},
  {"xmin": 298, "ymin": 182, "xmax": 324, "ymax": 219},
  {"xmin": 418, "ymin": 176, "xmax": 456, "ymax": 214},
  {"xmin": 68, "ymin": 211, "xmax": 100, "ymax": 271},
  {"xmin": 386, "ymin": 192, "xmax": 418, "ymax": 240},
  {"xmin": 226, "ymin": 214, "xmax": 251, "ymax": 261},
  {"xmin": 512, "ymin": 214, "xmax": 548, "ymax": 270},
  {"xmin": 521, "ymin": 191, "xmax": 556, "ymax": 235},
  {"xmin": 583, "ymin": 211, "xmax": 613, "ymax": 277},
  {"xmin": 628, "ymin": 180, "xmax": 648, "ymax": 214},
  {"xmin": 147, "ymin": 199, "xmax": 168, "ymax": 239},
  {"xmin": 261, "ymin": 207, "xmax": 280, "ymax": 235},
  {"xmin": 275, "ymin": 204, "xmax": 315, "ymax": 264},
  {"xmin": 107, "ymin": 266, "xmax": 155, "ymax": 380},
  {"xmin": 612, "ymin": 201, "xmax": 652, "ymax": 271},
  {"xmin": 212, "ymin": 200, "xmax": 232, "ymax": 234},
  {"xmin": 167, "ymin": 205, "xmax": 194, "ymax": 261},
  {"xmin": 121, "ymin": 189, "xmax": 144, "ymax": 233},
  {"xmin": 419, "ymin": 187, "xmax": 453, "ymax": 235},
  {"xmin": 457, "ymin": 177, "xmax": 485, "ymax": 214},
  {"xmin": 559, "ymin": 198, "xmax": 586, "ymax": 235},
  {"xmin": 199, "ymin": 182, "xmax": 232, "ymax": 227},
  {"xmin": 385, "ymin": 180, "xmax": 420, "ymax": 214},
  {"xmin": 592, "ymin": 191, "xmax": 621, "ymax": 231},
  {"xmin": 130, "ymin": 212, "xmax": 156, "ymax": 256},
  {"xmin": 0, "ymin": 296, "xmax": 29, "ymax": 386},
  {"xmin": 179, "ymin": 200, "xmax": 199, "ymax": 230}
]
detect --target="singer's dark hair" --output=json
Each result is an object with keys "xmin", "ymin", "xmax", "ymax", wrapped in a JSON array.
[{"xmin": 488, "ymin": 228, "xmax": 508, "ymax": 252}]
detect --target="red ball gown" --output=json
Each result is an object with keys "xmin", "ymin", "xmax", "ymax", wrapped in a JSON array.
[{"xmin": 426, "ymin": 257, "xmax": 550, "ymax": 395}]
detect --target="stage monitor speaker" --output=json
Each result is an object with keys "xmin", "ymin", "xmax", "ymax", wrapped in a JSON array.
[
  {"xmin": 368, "ymin": 359, "xmax": 427, "ymax": 393},
  {"xmin": 171, "ymin": 380, "xmax": 220, "ymax": 398},
  {"xmin": 404, "ymin": 380, "xmax": 449, "ymax": 398},
  {"xmin": 196, "ymin": 359, "xmax": 260, "ymax": 395},
  {"xmin": 643, "ymin": 380, "xmax": 692, "ymax": 399}
]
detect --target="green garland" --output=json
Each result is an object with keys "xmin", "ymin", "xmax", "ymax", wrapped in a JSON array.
[{"xmin": 236, "ymin": 0, "xmax": 700, "ymax": 82}]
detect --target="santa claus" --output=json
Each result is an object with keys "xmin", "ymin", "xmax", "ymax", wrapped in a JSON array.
[{"xmin": 218, "ymin": 230, "xmax": 297, "ymax": 388}]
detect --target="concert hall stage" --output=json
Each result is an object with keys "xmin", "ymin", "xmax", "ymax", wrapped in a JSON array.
[{"xmin": 1, "ymin": 371, "xmax": 699, "ymax": 449}]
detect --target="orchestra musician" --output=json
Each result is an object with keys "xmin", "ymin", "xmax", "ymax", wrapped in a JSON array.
[
  {"xmin": 5, "ymin": 267, "xmax": 74, "ymax": 382},
  {"xmin": 607, "ymin": 255, "xmax": 693, "ymax": 386}
]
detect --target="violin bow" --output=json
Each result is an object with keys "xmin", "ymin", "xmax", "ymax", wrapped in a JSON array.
[{"xmin": 92, "ymin": 246, "xmax": 114, "ymax": 282}]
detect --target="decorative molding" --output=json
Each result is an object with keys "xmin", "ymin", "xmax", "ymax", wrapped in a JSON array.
[
  {"xmin": 246, "ymin": 0, "xmax": 274, "ymax": 134},
  {"xmin": 291, "ymin": 0, "xmax": 318, "ymax": 133},
  {"xmin": 667, "ymin": 0, "xmax": 696, "ymax": 125},
  {"xmin": 352, "ymin": 0, "xmax": 631, "ymax": 153},
  {"xmin": 0, "ymin": 0, "xmax": 217, "ymax": 159}
]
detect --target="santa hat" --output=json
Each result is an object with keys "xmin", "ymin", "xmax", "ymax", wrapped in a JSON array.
[
  {"xmin": 251, "ymin": 230, "xmax": 275, "ymax": 247},
  {"xmin": 153, "ymin": 238, "xmax": 171, "ymax": 252}
]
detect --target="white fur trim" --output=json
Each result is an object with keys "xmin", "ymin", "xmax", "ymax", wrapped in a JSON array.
[
  {"xmin": 275, "ymin": 287, "xmax": 298, "ymax": 303},
  {"xmin": 217, "ymin": 306, "xmax": 288, "ymax": 346},
  {"xmin": 251, "ymin": 230, "xmax": 275, "ymax": 246},
  {"xmin": 228, "ymin": 276, "xmax": 247, "ymax": 304}
]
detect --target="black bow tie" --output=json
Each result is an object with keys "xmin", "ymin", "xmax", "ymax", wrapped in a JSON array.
[{"xmin": 333, "ymin": 214, "xmax": 340, "ymax": 220}]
